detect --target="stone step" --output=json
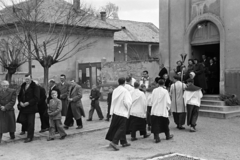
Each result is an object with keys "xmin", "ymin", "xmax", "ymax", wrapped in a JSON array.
[
  {"xmin": 200, "ymin": 104, "xmax": 240, "ymax": 112},
  {"xmin": 201, "ymin": 99, "xmax": 225, "ymax": 106},
  {"xmin": 202, "ymin": 95, "xmax": 220, "ymax": 100},
  {"xmin": 199, "ymin": 109, "xmax": 240, "ymax": 119}
]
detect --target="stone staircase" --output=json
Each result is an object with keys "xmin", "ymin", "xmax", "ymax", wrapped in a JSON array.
[{"xmin": 199, "ymin": 95, "xmax": 240, "ymax": 119}]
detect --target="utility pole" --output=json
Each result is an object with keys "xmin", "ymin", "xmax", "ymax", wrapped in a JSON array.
[{"xmin": 28, "ymin": 32, "xmax": 32, "ymax": 76}]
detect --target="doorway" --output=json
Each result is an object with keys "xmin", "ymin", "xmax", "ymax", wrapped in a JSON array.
[
  {"xmin": 78, "ymin": 63, "xmax": 101, "ymax": 89},
  {"xmin": 192, "ymin": 44, "xmax": 220, "ymax": 94}
]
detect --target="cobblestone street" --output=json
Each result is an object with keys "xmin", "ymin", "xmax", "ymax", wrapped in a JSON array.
[{"xmin": 0, "ymin": 93, "xmax": 239, "ymax": 160}]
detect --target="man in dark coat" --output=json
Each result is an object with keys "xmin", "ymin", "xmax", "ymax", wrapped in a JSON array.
[
  {"xmin": 0, "ymin": 80, "xmax": 17, "ymax": 143},
  {"xmin": 87, "ymin": 84, "xmax": 104, "ymax": 121},
  {"xmin": 17, "ymin": 74, "xmax": 40, "ymax": 143},
  {"xmin": 105, "ymin": 86, "xmax": 113, "ymax": 121},
  {"xmin": 34, "ymin": 80, "xmax": 49, "ymax": 133},
  {"xmin": 194, "ymin": 59, "xmax": 207, "ymax": 93},
  {"xmin": 47, "ymin": 79, "xmax": 61, "ymax": 104},
  {"xmin": 64, "ymin": 80, "xmax": 85, "ymax": 129}
]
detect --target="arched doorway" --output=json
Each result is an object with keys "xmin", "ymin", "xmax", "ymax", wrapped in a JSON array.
[
  {"xmin": 191, "ymin": 21, "xmax": 220, "ymax": 94},
  {"xmin": 184, "ymin": 13, "xmax": 225, "ymax": 94}
]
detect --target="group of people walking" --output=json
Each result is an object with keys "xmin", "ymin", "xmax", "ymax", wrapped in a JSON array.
[{"xmin": 105, "ymin": 69, "xmax": 203, "ymax": 151}]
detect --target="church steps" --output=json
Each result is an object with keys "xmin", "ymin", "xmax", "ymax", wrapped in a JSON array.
[
  {"xmin": 200, "ymin": 104, "xmax": 240, "ymax": 112},
  {"xmin": 199, "ymin": 109, "xmax": 240, "ymax": 119},
  {"xmin": 199, "ymin": 95, "xmax": 240, "ymax": 119}
]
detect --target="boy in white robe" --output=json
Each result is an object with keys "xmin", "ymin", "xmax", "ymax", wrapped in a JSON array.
[
  {"xmin": 105, "ymin": 77, "xmax": 132, "ymax": 151},
  {"xmin": 183, "ymin": 78, "xmax": 203, "ymax": 132},
  {"xmin": 170, "ymin": 75, "xmax": 186, "ymax": 130},
  {"xmin": 151, "ymin": 79, "xmax": 173, "ymax": 143},
  {"xmin": 128, "ymin": 82, "xmax": 150, "ymax": 141}
]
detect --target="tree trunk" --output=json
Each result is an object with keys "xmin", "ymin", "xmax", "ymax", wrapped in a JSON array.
[
  {"xmin": 5, "ymin": 72, "xmax": 13, "ymax": 84},
  {"xmin": 43, "ymin": 67, "xmax": 49, "ymax": 92}
]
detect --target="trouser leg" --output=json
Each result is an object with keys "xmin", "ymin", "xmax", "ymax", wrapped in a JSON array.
[
  {"xmin": 55, "ymin": 120, "xmax": 66, "ymax": 137},
  {"xmin": 94, "ymin": 100, "xmax": 104, "ymax": 119},
  {"xmin": 112, "ymin": 119, "xmax": 127, "ymax": 145},
  {"xmin": 154, "ymin": 133, "xmax": 160, "ymax": 140},
  {"xmin": 9, "ymin": 132, "xmax": 15, "ymax": 138},
  {"xmin": 88, "ymin": 102, "xmax": 95, "ymax": 120},
  {"xmin": 191, "ymin": 106, "xmax": 199, "ymax": 128},
  {"xmin": 106, "ymin": 105, "xmax": 111, "ymax": 119},
  {"xmin": 0, "ymin": 133, "xmax": 2, "ymax": 143},
  {"xmin": 64, "ymin": 105, "xmax": 74, "ymax": 126},
  {"xmin": 49, "ymin": 118, "xmax": 55, "ymax": 139},
  {"xmin": 27, "ymin": 113, "xmax": 35, "ymax": 139},
  {"xmin": 140, "ymin": 130, "xmax": 147, "ymax": 136},
  {"xmin": 76, "ymin": 118, "xmax": 83, "ymax": 127},
  {"xmin": 39, "ymin": 109, "xmax": 49, "ymax": 129},
  {"xmin": 131, "ymin": 130, "xmax": 136, "ymax": 138}
]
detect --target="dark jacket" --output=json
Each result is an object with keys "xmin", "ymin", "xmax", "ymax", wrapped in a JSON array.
[
  {"xmin": 38, "ymin": 85, "xmax": 48, "ymax": 113},
  {"xmin": 90, "ymin": 88, "xmax": 101, "ymax": 101},
  {"xmin": 47, "ymin": 85, "xmax": 61, "ymax": 104},
  {"xmin": 18, "ymin": 81, "xmax": 40, "ymax": 114},
  {"xmin": 194, "ymin": 63, "xmax": 207, "ymax": 90},
  {"xmin": 107, "ymin": 92, "xmax": 113, "ymax": 107},
  {"xmin": 48, "ymin": 98, "xmax": 62, "ymax": 120}
]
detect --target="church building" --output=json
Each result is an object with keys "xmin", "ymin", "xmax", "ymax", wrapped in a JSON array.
[{"xmin": 159, "ymin": 0, "xmax": 240, "ymax": 97}]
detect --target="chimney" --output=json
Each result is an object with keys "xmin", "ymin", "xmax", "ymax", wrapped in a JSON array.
[
  {"xmin": 100, "ymin": 12, "xmax": 106, "ymax": 21},
  {"xmin": 73, "ymin": 0, "xmax": 80, "ymax": 10}
]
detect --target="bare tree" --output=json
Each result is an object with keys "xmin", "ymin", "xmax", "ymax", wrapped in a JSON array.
[
  {"xmin": 0, "ymin": 0, "xmax": 97, "ymax": 90},
  {"xmin": 0, "ymin": 37, "xmax": 27, "ymax": 83},
  {"xmin": 101, "ymin": 2, "xmax": 119, "ymax": 19}
]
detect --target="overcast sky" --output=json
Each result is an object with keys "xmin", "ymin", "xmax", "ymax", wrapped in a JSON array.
[{"xmin": 70, "ymin": 0, "xmax": 159, "ymax": 27}]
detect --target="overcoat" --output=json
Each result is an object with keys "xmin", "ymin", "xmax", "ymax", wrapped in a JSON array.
[
  {"xmin": 0, "ymin": 88, "xmax": 17, "ymax": 133},
  {"xmin": 68, "ymin": 84, "xmax": 85, "ymax": 119},
  {"xmin": 57, "ymin": 82, "xmax": 70, "ymax": 116},
  {"xmin": 194, "ymin": 63, "xmax": 207, "ymax": 90},
  {"xmin": 170, "ymin": 81, "xmax": 186, "ymax": 113}
]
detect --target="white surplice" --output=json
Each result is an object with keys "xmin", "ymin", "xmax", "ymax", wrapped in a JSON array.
[
  {"xmin": 151, "ymin": 86, "xmax": 171, "ymax": 118},
  {"xmin": 110, "ymin": 85, "xmax": 132, "ymax": 118},
  {"xmin": 183, "ymin": 90, "xmax": 203, "ymax": 107},
  {"xmin": 124, "ymin": 83, "xmax": 134, "ymax": 92},
  {"xmin": 129, "ymin": 89, "xmax": 147, "ymax": 118}
]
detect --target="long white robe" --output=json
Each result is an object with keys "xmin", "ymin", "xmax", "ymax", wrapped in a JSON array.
[
  {"xmin": 129, "ymin": 89, "xmax": 147, "ymax": 118},
  {"xmin": 110, "ymin": 85, "xmax": 132, "ymax": 118},
  {"xmin": 170, "ymin": 81, "xmax": 186, "ymax": 113},
  {"xmin": 151, "ymin": 87, "xmax": 171, "ymax": 118}
]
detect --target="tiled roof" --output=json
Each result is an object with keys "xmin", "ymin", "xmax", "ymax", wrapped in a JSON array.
[
  {"xmin": 0, "ymin": 0, "xmax": 119, "ymax": 31},
  {"xmin": 106, "ymin": 19, "xmax": 159, "ymax": 43}
]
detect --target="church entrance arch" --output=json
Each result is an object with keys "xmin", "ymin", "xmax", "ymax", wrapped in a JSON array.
[{"xmin": 184, "ymin": 13, "xmax": 225, "ymax": 94}]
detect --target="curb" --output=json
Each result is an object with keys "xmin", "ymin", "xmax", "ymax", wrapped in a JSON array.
[{"xmin": 1, "ymin": 127, "xmax": 109, "ymax": 145}]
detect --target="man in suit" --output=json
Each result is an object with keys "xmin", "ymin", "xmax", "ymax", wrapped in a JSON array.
[
  {"xmin": 64, "ymin": 80, "xmax": 85, "ymax": 129},
  {"xmin": 0, "ymin": 80, "xmax": 17, "ymax": 143},
  {"xmin": 34, "ymin": 80, "xmax": 49, "ymax": 133},
  {"xmin": 17, "ymin": 74, "xmax": 40, "ymax": 143},
  {"xmin": 47, "ymin": 79, "xmax": 61, "ymax": 104},
  {"xmin": 56, "ymin": 74, "xmax": 70, "ymax": 117}
]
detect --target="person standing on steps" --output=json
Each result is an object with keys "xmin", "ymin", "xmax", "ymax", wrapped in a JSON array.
[
  {"xmin": 150, "ymin": 79, "xmax": 173, "ymax": 143},
  {"xmin": 87, "ymin": 84, "xmax": 104, "ymax": 121},
  {"xmin": 17, "ymin": 74, "xmax": 40, "ymax": 143},
  {"xmin": 0, "ymin": 80, "xmax": 17, "ymax": 143},
  {"xmin": 105, "ymin": 77, "xmax": 132, "ymax": 151}
]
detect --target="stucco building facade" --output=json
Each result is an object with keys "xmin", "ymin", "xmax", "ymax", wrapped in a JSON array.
[{"xmin": 159, "ymin": 0, "xmax": 240, "ymax": 96}]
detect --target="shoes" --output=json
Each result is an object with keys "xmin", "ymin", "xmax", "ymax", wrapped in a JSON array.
[
  {"xmin": 47, "ymin": 138, "xmax": 54, "ymax": 141},
  {"xmin": 99, "ymin": 118, "xmax": 104, "ymax": 120},
  {"xmin": 155, "ymin": 139, "xmax": 161, "ymax": 143},
  {"xmin": 122, "ymin": 143, "xmax": 131, "ymax": 147},
  {"xmin": 24, "ymin": 138, "xmax": 32, "ymax": 143},
  {"xmin": 63, "ymin": 126, "xmax": 69, "ymax": 130},
  {"xmin": 59, "ymin": 134, "xmax": 67, "ymax": 140},
  {"xmin": 19, "ymin": 131, "xmax": 25, "ymax": 135},
  {"xmin": 131, "ymin": 137, "xmax": 138, "ymax": 141},
  {"xmin": 110, "ymin": 142, "xmax": 119, "ymax": 151},
  {"xmin": 105, "ymin": 119, "xmax": 109, "ymax": 121},
  {"xmin": 166, "ymin": 135, "xmax": 174, "ymax": 140},
  {"xmin": 143, "ymin": 134, "xmax": 151, "ymax": 138},
  {"xmin": 178, "ymin": 126, "xmax": 185, "ymax": 130},
  {"xmin": 190, "ymin": 127, "xmax": 196, "ymax": 132},
  {"xmin": 76, "ymin": 126, "xmax": 83, "ymax": 129},
  {"xmin": 39, "ymin": 128, "xmax": 49, "ymax": 133},
  {"xmin": 86, "ymin": 119, "xmax": 92, "ymax": 121}
]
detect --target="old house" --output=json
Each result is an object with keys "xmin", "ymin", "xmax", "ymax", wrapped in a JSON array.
[{"xmin": 0, "ymin": 0, "xmax": 120, "ymax": 88}]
